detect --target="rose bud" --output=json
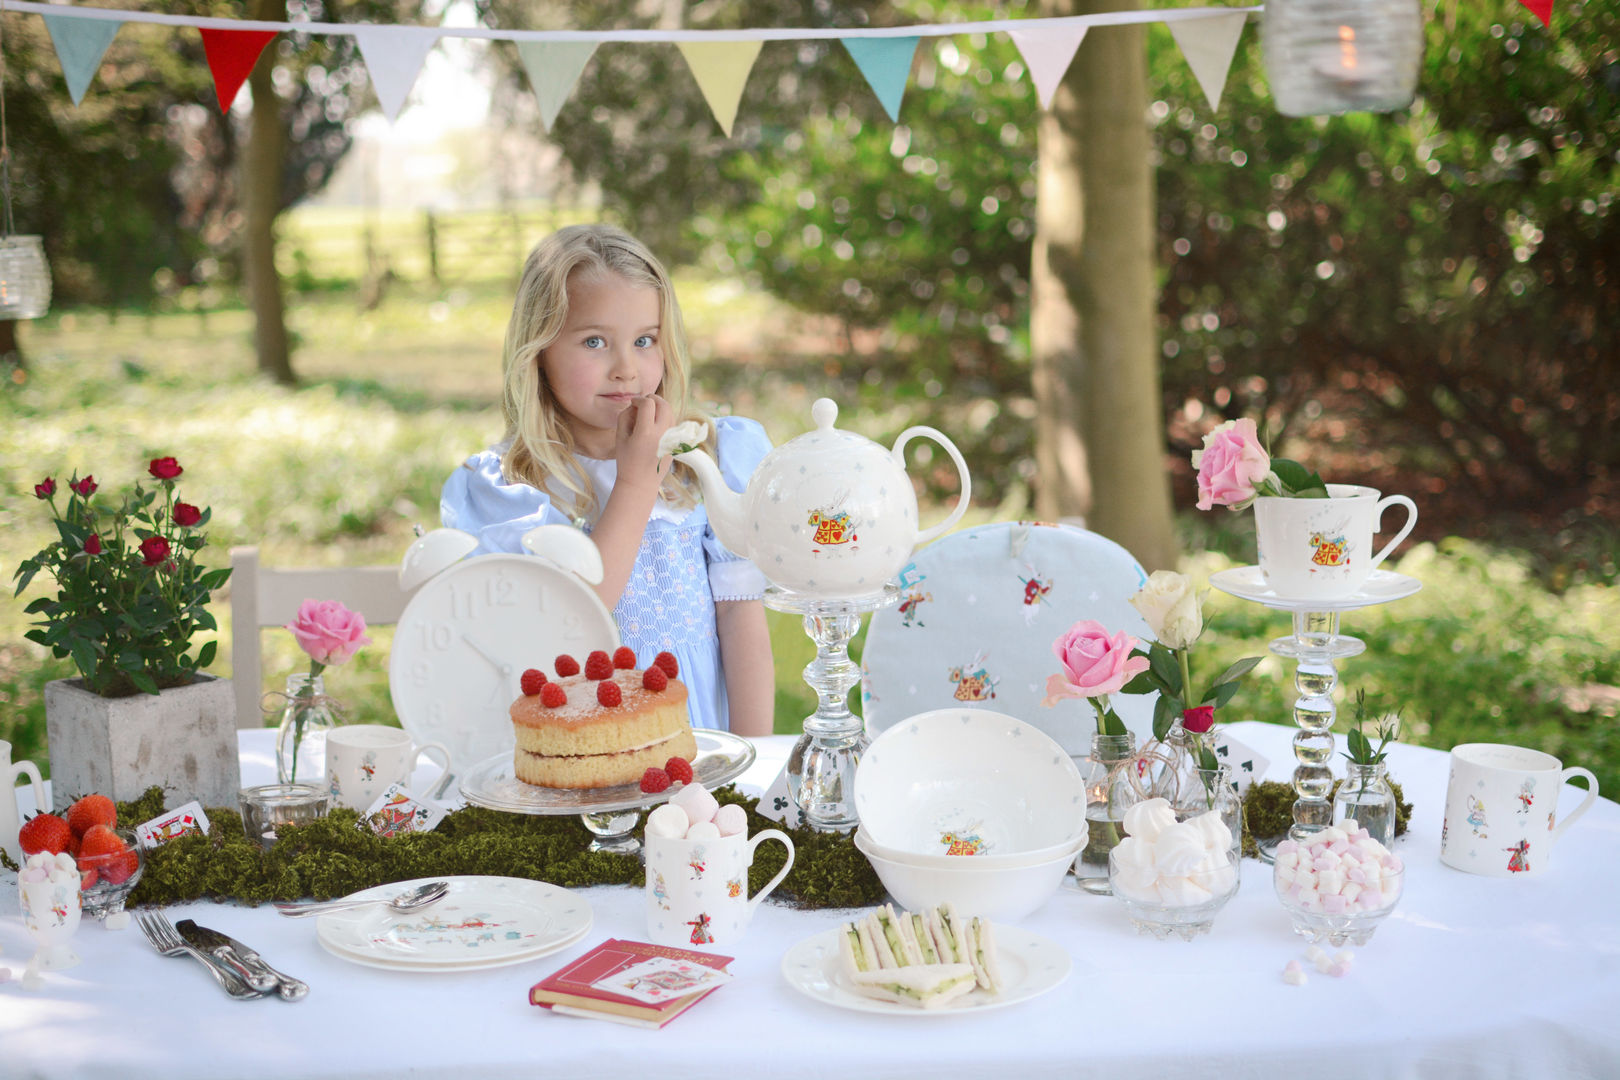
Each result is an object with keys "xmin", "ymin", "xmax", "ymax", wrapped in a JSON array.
[
  {"xmin": 148, "ymin": 456, "xmax": 183, "ymax": 480},
  {"xmin": 140, "ymin": 536, "xmax": 171, "ymax": 566},
  {"xmin": 172, "ymin": 501, "xmax": 202, "ymax": 527}
]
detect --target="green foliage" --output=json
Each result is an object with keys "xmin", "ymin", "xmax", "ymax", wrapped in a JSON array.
[
  {"xmin": 13, "ymin": 464, "xmax": 229, "ymax": 697},
  {"xmin": 1344, "ymin": 688, "xmax": 1399, "ymax": 767}
]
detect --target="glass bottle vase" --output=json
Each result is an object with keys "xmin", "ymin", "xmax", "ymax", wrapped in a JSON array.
[
  {"xmin": 275, "ymin": 673, "xmax": 335, "ymax": 786},
  {"xmin": 1076, "ymin": 731, "xmax": 1141, "ymax": 894},
  {"xmin": 1333, "ymin": 761, "xmax": 1397, "ymax": 848},
  {"xmin": 1171, "ymin": 763, "xmax": 1244, "ymax": 870}
]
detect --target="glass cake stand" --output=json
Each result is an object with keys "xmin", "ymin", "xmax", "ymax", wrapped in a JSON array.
[
  {"xmin": 459, "ymin": 729, "xmax": 756, "ymax": 855},
  {"xmin": 765, "ymin": 583, "xmax": 900, "ymax": 833}
]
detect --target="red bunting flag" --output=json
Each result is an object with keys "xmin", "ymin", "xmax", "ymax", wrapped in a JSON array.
[
  {"xmin": 200, "ymin": 28, "xmax": 278, "ymax": 112},
  {"xmin": 1517, "ymin": 0, "xmax": 1552, "ymax": 28}
]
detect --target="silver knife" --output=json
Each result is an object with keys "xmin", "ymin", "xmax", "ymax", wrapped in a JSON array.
[{"xmin": 177, "ymin": 920, "xmax": 308, "ymax": 1001}]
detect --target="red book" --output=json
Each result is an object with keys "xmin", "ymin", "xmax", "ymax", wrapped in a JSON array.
[{"xmin": 529, "ymin": 939, "xmax": 734, "ymax": 1029}]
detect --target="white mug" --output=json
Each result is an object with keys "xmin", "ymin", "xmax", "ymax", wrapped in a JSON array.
[
  {"xmin": 325, "ymin": 725, "xmax": 451, "ymax": 811},
  {"xmin": 1440, "ymin": 743, "xmax": 1600, "ymax": 877},
  {"xmin": 1254, "ymin": 483, "xmax": 1417, "ymax": 599},
  {"xmin": 645, "ymin": 829, "xmax": 795, "ymax": 948}
]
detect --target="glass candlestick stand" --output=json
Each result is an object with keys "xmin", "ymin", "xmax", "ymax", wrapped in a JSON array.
[{"xmin": 765, "ymin": 583, "xmax": 900, "ymax": 832}]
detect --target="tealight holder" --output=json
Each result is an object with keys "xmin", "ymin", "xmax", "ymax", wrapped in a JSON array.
[{"xmin": 240, "ymin": 783, "xmax": 328, "ymax": 849}]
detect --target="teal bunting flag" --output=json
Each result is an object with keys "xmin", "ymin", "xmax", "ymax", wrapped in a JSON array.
[
  {"xmin": 841, "ymin": 36, "xmax": 919, "ymax": 122},
  {"xmin": 42, "ymin": 13, "xmax": 123, "ymax": 106}
]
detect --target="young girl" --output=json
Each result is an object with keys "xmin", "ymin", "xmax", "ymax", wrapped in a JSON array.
[{"xmin": 440, "ymin": 224, "xmax": 775, "ymax": 736}]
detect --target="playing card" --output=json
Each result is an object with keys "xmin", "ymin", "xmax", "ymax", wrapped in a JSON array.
[
  {"xmin": 594, "ymin": 956, "xmax": 734, "ymax": 1005},
  {"xmin": 1212, "ymin": 732, "xmax": 1269, "ymax": 796},
  {"xmin": 754, "ymin": 762, "xmax": 805, "ymax": 829},
  {"xmin": 359, "ymin": 782, "xmax": 446, "ymax": 837},
  {"xmin": 135, "ymin": 801, "xmax": 211, "ymax": 850}
]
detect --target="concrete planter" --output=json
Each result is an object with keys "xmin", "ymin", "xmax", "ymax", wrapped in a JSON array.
[{"xmin": 44, "ymin": 675, "xmax": 240, "ymax": 810}]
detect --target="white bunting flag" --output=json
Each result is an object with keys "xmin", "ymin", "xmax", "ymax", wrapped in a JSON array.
[
  {"xmin": 352, "ymin": 25, "xmax": 441, "ymax": 122},
  {"xmin": 1167, "ymin": 12, "xmax": 1249, "ymax": 112},
  {"xmin": 1008, "ymin": 24, "xmax": 1088, "ymax": 111}
]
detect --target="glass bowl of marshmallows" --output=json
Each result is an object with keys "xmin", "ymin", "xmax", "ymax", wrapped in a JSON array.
[
  {"xmin": 1272, "ymin": 823, "xmax": 1404, "ymax": 947},
  {"xmin": 1107, "ymin": 797, "xmax": 1241, "ymax": 941}
]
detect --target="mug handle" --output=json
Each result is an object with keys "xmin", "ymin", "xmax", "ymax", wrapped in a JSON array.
[
  {"xmin": 10, "ymin": 757, "xmax": 46, "ymax": 817},
  {"xmin": 744, "ymin": 829, "xmax": 796, "ymax": 913},
  {"xmin": 1549, "ymin": 768, "xmax": 1600, "ymax": 847},
  {"xmin": 892, "ymin": 426, "xmax": 973, "ymax": 547},
  {"xmin": 1367, "ymin": 494, "xmax": 1418, "ymax": 573},
  {"xmin": 413, "ymin": 741, "xmax": 453, "ymax": 796}
]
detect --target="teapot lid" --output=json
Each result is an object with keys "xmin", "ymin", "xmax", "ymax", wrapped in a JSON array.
[{"xmin": 811, "ymin": 398, "xmax": 839, "ymax": 431}]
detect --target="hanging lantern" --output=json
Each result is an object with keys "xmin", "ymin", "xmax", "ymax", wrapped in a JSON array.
[
  {"xmin": 1262, "ymin": 0, "xmax": 1424, "ymax": 117},
  {"xmin": 0, "ymin": 235, "xmax": 50, "ymax": 319}
]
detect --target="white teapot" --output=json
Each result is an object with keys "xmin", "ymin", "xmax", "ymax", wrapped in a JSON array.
[{"xmin": 676, "ymin": 399, "xmax": 971, "ymax": 599}]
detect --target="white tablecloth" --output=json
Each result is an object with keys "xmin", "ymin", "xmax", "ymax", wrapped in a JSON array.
[{"xmin": 4, "ymin": 722, "xmax": 1618, "ymax": 1080}]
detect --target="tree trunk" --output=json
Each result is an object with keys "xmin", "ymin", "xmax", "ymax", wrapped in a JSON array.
[
  {"xmin": 1031, "ymin": 0, "xmax": 1177, "ymax": 571},
  {"xmin": 243, "ymin": 0, "xmax": 295, "ymax": 385}
]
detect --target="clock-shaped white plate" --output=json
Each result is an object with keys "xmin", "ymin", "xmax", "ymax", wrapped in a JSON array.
[{"xmin": 389, "ymin": 552, "xmax": 619, "ymax": 771}]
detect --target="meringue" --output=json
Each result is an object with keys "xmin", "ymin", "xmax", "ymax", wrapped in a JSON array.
[{"xmin": 1123, "ymin": 798, "xmax": 1176, "ymax": 842}]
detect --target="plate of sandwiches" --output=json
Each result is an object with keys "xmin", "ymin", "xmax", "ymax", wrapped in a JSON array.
[{"xmin": 780, "ymin": 903, "xmax": 1071, "ymax": 1014}]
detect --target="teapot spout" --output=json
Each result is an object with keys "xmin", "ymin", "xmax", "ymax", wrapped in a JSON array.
[{"xmin": 675, "ymin": 447, "xmax": 751, "ymax": 556}]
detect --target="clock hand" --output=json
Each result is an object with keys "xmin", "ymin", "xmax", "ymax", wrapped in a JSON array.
[{"xmin": 460, "ymin": 632, "xmax": 515, "ymax": 678}]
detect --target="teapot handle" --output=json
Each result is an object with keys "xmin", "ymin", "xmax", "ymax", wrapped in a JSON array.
[{"xmin": 892, "ymin": 426, "xmax": 973, "ymax": 546}]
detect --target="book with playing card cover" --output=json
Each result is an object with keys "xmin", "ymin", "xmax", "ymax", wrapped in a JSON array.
[{"xmin": 530, "ymin": 939, "xmax": 734, "ymax": 1028}]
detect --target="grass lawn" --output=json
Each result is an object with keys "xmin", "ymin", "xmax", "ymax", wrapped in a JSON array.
[{"xmin": 4, "ymin": 278, "xmax": 1617, "ymax": 808}]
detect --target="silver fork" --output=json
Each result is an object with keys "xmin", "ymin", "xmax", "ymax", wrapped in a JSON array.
[{"xmin": 136, "ymin": 912, "xmax": 263, "ymax": 1000}]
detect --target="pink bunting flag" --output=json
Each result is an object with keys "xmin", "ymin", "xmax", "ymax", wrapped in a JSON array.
[
  {"xmin": 200, "ymin": 28, "xmax": 278, "ymax": 112},
  {"xmin": 1517, "ymin": 0, "xmax": 1552, "ymax": 28}
]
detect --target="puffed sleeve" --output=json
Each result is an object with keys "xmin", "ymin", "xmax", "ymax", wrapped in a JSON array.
[
  {"xmin": 702, "ymin": 416, "xmax": 773, "ymax": 602},
  {"xmin": 440, "ymin": 450, "xmax": 573, "ymax": 556}
]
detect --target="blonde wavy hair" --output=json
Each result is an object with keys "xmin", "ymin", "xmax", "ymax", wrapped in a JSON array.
[{"xmin": 499, "ymin": 223, "xmax": 715, "ymax": 521}]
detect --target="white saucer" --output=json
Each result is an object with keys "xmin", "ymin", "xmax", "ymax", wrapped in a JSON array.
[
  {"xmin": 780, "ymin": 924, "xmax": 1071, "ymax": 1015},
  {"xmin": 1209, "ymin": 566, "xmax": 1422, "ymax": 612}
]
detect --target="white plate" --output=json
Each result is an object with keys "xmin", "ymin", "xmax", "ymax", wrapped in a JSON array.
[
  {"xmin": 780, "ymin": 924, "xmax": 1071, "ymax": 1015},
  {"xmin": 319, "ymin": 916, "xmax": 593, "ymax": 973},
  {"xmin": 1209, "ymin": 566, "xmax": 1422, "ymax": 612},
  {"xmin": 459, "ymin": 730, "xmax": 757, "ymax": 815},
  {"xmin": 315, "ymin": 876, "xmax": 592, "ymax": 971}
]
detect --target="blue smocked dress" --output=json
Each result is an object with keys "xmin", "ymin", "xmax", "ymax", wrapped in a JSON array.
[{"xmin": 439, "ymin": 416, "xmax": 772, "ymax": 731}]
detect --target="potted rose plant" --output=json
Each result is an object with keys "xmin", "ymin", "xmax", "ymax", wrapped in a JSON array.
[{"xmin": 13, "ymin": 458, "xmax": 241, "ymax": 806}]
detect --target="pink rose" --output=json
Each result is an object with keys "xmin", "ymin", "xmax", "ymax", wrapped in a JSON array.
[
  {"xmin": 1182, "ymin": 705, "xmax": 1216, "ymax": 734},
  {"xmin": 1192, "ymin": 418, "xmax": 1271, "ymax": 510},
  {"xmin": 1042, "ymin": 620, "xmax": 1150, "ymax": 706},
  {"xmin": 285, "ymin": 599, "xmax": 372, "ymax": 666}
]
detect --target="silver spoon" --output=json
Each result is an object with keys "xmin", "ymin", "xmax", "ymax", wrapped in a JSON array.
[{"xmin": 272, "ymin": 880, "xmax": 451, "ymax": 919}]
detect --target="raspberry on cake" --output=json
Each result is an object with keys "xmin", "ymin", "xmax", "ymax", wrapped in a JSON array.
[
  {"xmin": 584, "ymin": 650, "xmax": 614, "ymax": 681},
  {"xmin": 511, "ymin": 662, "xmax": 697, "ymax": 789},
  {"xmin": 612, "ymin": 646, "xmax": 637, "ymax": 670}
]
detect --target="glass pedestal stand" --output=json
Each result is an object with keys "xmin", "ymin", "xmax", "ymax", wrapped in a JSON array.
[{"xmin": 765, "ymin": 583, "xmax": 900, "ymax": 832}]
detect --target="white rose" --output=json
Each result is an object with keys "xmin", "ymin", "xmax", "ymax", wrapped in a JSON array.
[
  {"xmin": 657, "ymin": 420, "xmax": 710, "ymax": 458},
  {"xmin": 1128, "ymin": 570, "xmax": 1204, "ymax": 650}
]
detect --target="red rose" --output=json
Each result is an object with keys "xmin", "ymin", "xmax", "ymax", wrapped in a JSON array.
[
  {"xmin": 84, "ymin": 534, "xmax": 102, "ymax": 555},
  {"xmin": 139, "ymin": 536, "xmax": 171, "ymax": 566},
  {"xmin": 1182, "ymin": 704, "xmax": 1216, "ymax": 734},
  {"xmin": 148, "ymin": 457, "xmax": 183, "ymax": 480},
  {"xmin": 70, "ymin": 475, "xmax": 97, "ymax": 497},
  {"xmin": 172, "ymin": 501, "xmax": 202, "ymax": 527},
  {"xmin": 34, "ymin": 477, "xmax": 56, "ymax": 499}
]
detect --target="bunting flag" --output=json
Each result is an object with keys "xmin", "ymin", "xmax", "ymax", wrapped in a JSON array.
[
  {"xmin": 42, "ymin": 13, "xmax": 122, "ymax": 106},
  {"xmin": 1518, "ymin": 0, "xmax": 1553, "ymax": 27},
  {"xmin": 677, "ymin": 40, "xmax": 764, "ymax": 137},
  {"xmin": 1167, "ymin": 13, "xmax": 1249, "ymax": 112},
  {"xmin": 1008, "ymin": 26, "xmax": 1088, "ymax": 110},
  {"xmin": 841, "ymin": 37, "xmax": 919, "ymax": 122},
  {"xmin": 515, "ymin": 41, "xmax": 597, "ymax": 132},
  {"xmin": 352, "ymin": 25, "xmax": 441, "ymax": 122},
  {"xmin": 199, "ymin": 28, "xmax": 278, "ymax": 112}
]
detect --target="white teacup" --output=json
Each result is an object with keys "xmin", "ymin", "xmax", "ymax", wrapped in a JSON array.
[
  {"xmin": 1440, "ymin": 743, "xmax": 1599, "ymax": 878},
  {"xmin": 1254, "ymin": 483, "xmax": 1417, "ymax": 599},
  {"xmin": 645, "ymin": 829, "xmax": 795, "ymax": 948},
  {"xmin": 325, "ymin": 725, "xmax": 451, "ymax": 811}
]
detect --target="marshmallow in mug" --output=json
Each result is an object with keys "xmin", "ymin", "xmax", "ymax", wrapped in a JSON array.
[{"xmin": 648, "ymin": 788, "xmax": 749, "ymax": 841}]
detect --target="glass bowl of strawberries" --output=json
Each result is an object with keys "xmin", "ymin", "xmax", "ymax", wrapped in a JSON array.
[{"xmin": 76, "ymin": 824, "xmax": 144, "ymax": 919}]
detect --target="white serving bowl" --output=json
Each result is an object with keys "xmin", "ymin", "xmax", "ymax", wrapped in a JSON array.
[
  {"xmin": 853, "ymin": 826, "xmax": 1081, "ymax": 922},
  {"xmin": 854, "ymin": 708, "xmax": 1085, "ymax": 860}
]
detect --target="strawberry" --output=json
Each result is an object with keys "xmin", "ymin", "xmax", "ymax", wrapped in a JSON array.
[
  {"xmin": 80, "ymin": 867, "xmax": 101, "ymax": 891},
  {"xmin": 66, "ymin": 793, "xmax": 117, "ymax": 838},
  {"xmin": 540, "ymin": 683, "xmax": 568, "ymax": 708},
  {"xmin": 78, "ymin": 823, "xmax": 124, "ymax": 859},
  {"xmin": 639, "ymin": 767, "xmax": 672, "ymax": 794},
  {"xmin": 665, "ymin": 756, "xmax": 694, "ymax": 785},
  {"xmin": 19, "ymin": 813, "xmax": 72, "ymax": 856},
  {"xmin": 79, "ymin": 824, "xmax": 139, "ymax": 886},
  {"xmin": 641, "ymin": 665, "xmax": 669, "ymax": 693},
  {"xmin": 555, "ymin": 654, "xmax": 580, "ymax": 677},
  {"xmin": 520, "ymin": 668, "xmax": 547, "ymax": 696},
  {"xmin": 596, "ymin": 681, "xmax": 622, "ymax": 707},
  {"xmin": 584, "ymin": 650, "xmax": 614, "ymax": 681},
  {"xmin": 653, "ymin": 651, "xmax": 679, "ymax": 679},
  {"xmin": 612, "ymin": 646, "xmax": 638, "ymax": 670}
]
